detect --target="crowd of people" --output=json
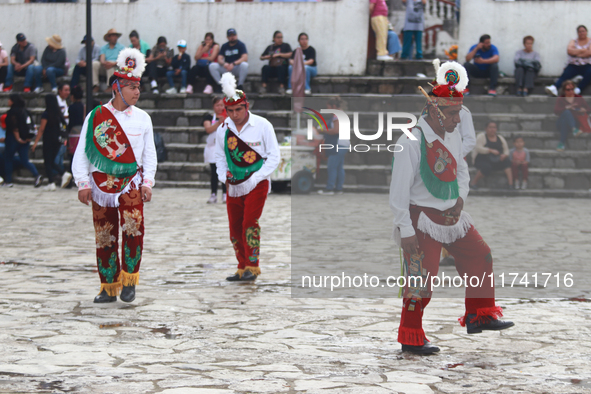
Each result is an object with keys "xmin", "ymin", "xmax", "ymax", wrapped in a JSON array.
[{"xmin": 0, "ymin": 28, "xmax": 318, "ymax": 96}]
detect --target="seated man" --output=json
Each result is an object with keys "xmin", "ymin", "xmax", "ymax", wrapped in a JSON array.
[
  {"xmin": 70, "ymin": 35, "xmax": 101, "ymax": 91},
  {"xmin": 99, "ymin": 28, "xmax": 125, "ymax": 93},
  {"xmin": 546, "ymin": 25, "xmax": 591, "ymax": 96},
  {"xmin": 146, "ymin": 36, "xmax": 173, "ymax": 94},
  {"xmin": 3, "ymin": 33, "xmax": 40, "ymax": 93},
  {"xmin": 463, "ymin": 34, "xmax": 500, "ymax": 96},
  {"xmin": 166, "ymin": 40, "xmax": 191, "ymax": 94},
  {"xmin": 0, "ymin": 41, "xmax": 8, "ymax": 91},
  {"xmin": 209, "ymin": 29, "xmax": 248, "ymax": 93},
  {"xmin": 40, "ymin": 35, "xmax": 67, "ymax": 94}
]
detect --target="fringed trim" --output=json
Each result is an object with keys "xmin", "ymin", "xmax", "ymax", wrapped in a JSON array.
[
  {"xmin": 245, "ymin": 266, "xmax": 261, "ymax": 276},
  {"xmin": 91, "ymin": 172, "xmax": 142, "ymax": 208},
  {"xmin": 100, "ymin": 281, "xmax": 122, "ymax": 297},
  {"xmin": 459, "ymin": 305, "xmax": 503, "ymax": 327},
  {"xmin": 417, "ymin": 211, "xmax": 474, "ymax": 244},
  {"xmin": 235, "ymin": 269, "xmax": 245, "ymax": 278},
  {"xmin": 228, "ymin": 176, "xmax": 258, "ymax": 197},
  {"xmin": 120, "ymin": 271, "xmax": 140, "ymax": 286},
  {"xmin": 398, "ymin": 326, "xmax": 428, "ymax": 346}
]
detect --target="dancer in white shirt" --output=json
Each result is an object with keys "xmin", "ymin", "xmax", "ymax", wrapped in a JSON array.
[
  {"xmin": 72, "ymin": 48, "xmax": 157, "ymax": 303},
  {"xmin": 215, "ymin": 73, "xmax": 280, "ymax": 281},
  {"xmin": 390, "ymin": 61, "xmax": 513, "ymax": 354}
]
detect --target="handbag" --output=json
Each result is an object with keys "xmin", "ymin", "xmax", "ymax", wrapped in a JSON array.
[
  {"xmin": 574, "ymin": 112, "xmax": 591, "ymax": 134},
  {"xmin": 270, "ymin": 56, "xmax": 284, "ymax": 67}
]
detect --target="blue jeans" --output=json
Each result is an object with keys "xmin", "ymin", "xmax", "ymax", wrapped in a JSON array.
[
  {"xmin": 54, "ymin": 144, "xmax": 66, "ymax": 175},
  {"xmin": 326, "ymin": 148, "xmax": 346, "ymax": 191},
  {"xmin": 401, "ymin": 30, "xmax": 423, "ymax": 59},
  {"xmin": 6, "ymin": 64, "xmax": 40, "ymax": 88},
  {"xmin": 166, "ymin": 69, "xmax": 188, "ymax": 88},
  {"xmin": 45, "ymin": 67, "xmax": 65, "ymax": 89},
  {"xmin": 554, "ymin": 64, "xmax": 591, "ymax": 91},
  {"xmin": 388, "ymin": 31, "xmax": 402, "ymax": 55},
  {"xmin": 557, "ymin": 110, "xmax": 576, "ymax": 144},
  {"xmin": 287, "ymin": 65, "xmax": 318, "ymax": 90},
  {"xmin": 3, "ymin": 133, "xmax": 39, "ymax": 183}
]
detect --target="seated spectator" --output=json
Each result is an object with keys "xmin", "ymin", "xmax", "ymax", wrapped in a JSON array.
[
  {"xmin": 545, "ymin": 25, "xmax": 591, "ymax": 97},
  {"xmin": 510, "ymin": 137, "xmax": 530, "ymax": 190},
  {"xmin": 3, "ymin": 94, "xmax": 41, "ymax": 188},
  {"xmin": 514, "ymin": 35, "xmax": 541, "ymax": 97},
  {"xmin": 166, "ymin": 40, "xmax": 191, "ymax": 94},
  {"xmin": 99, "ymin": 28, "xmax": 125, "ymax": 93},
  {"xmin": 470, "ymin": 121, "xmax": 512, "ymax": 189},
  {"xmin": 40, "ymin": 35, "xmax": 67, "ymax": 94},
  {"xmin": 387, "ymin": 23, "xmax": 401, "ymax": 58},
  {"xmin": 129, "ymin": 30, "xmax": 151, "ymax": 56},
  {"xmin": 0, "ymin": 41, "xmax": 8, "ymax": 91},
  {"xmin": 70, "ymin": 35, "xmax": 101, "ymax": 91},
  {"xmin": 146, "ymin": 36, "xmax": 173, "ymax": 94},
  {"xmin": 188, "ymin": 32, "xmax": 220, "ymax": 94},
  {"xmin": 401, "ymin": 0, "xmax": 426, "ymax": 60},
  {"xmin": 209, "ymin": 29, "xmax": 249, "ymax": 93},
  {"xmin": 287, "ymin": 32, "xmax": 317, "ymax": 95},
  {"xmin": 3, "ymin": 33, "xmax": 40, "ymax": 93},
  {"xmin": 259, "ymin": 31, "xmax": 292, "ymax": 95},
  {"xmin": 554, "ymin": 80, "xmax": 591, "ymax": 151},
  {"xmin": 370, "ymin": 0, "xmax": 393, "ymax": 61},
  {"xmin": 464, "ymin": 34, "xmax": 500, "ymax": 96}
]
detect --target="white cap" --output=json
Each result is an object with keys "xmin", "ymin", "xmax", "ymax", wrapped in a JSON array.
[{"xmin": 177, "ymin": 39, "xmax": 187, "ymax": 48}]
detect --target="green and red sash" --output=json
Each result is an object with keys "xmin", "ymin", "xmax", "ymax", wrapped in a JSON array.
[
  {"xmin": 224, "ymin": 128, "xmax": 264, "ymax": 185},
  {"xmin": 418, "ymin": 127, "xmax": 459, "ymax": 200},
  {"xmin": 85, "ymin": 105, "xmax": 138, "ymax": 193}
]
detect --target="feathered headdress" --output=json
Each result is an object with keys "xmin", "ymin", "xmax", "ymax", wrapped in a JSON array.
[
  {"xmin": 221, "ymin": 72, "xmax": 247, "ymax": 106},
  {"xmin": 424, "ymin": 59, "xmax": 468, "ymax": 106},
  {"xmin": 114, "ymin": 48, "xmax": 146, "ymax": 82}
]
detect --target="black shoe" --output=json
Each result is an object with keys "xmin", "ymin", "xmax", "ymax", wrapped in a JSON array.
[
  {"xmin": 120, "ymin": 285, "xmax": 136, "ymax": 302},
  {"xmin": 34, "ymin": 175, "xmax": 43, "ymax": 188},
  {"xmin": 466, "ymin": 314, "xmax": 515, "ymax": 334},
  {"xmin": 239, "ymin": 270, "xmax": 257, "ymax": 281},
  {"xmin": 401, "ymin": 342, "xmax": 440, "ymax": 355},
  {"xmin": 226, "ymin": 273, "xmax": 242, "ymax": 281},
  {"xmin": 93, "ymin": 290, "xmax": 117, "ymax": 303},
  {"xmin": 440, "ymin": 256, "xmax": 456, "ymax": 266}
]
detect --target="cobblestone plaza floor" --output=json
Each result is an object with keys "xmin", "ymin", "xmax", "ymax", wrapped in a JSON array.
[{"xmin": 1, "ymin": 187, "xmax": 590, "ymax": 393}]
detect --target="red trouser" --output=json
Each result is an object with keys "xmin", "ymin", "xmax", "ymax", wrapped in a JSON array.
[
  {"xmin": 92, "ymin": 188, "xmax": 144, "ymax": 296},
  {"xmin": 399, "ymin": 205, "xmax": 499, "ymax": 346},
  {"xmin": 511, "ymin": 162, "xmax": 529, "ymax": 181},
  {"xmin": 226, "ymin": 180, "xmax": 269, "ymax": 275}
]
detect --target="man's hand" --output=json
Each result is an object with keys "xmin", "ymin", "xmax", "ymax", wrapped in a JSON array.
[
  {"xmin": 15, "ymin": 63, "xmax": 23, "ymax": 72},
  {"xmin": 474, "ymin": 57, "xmax": 483, "ymax": 64},
  {"xmin": 78, "ymin": 60, "xmax": 87, "ymax": 68},
  {"xmin": 78, "ymin": 189, "xmax": 92, "ymax": 205},
  {"xmin": 476, "ymin": 42, "xmax": 484, "ymax": 50},
  {"xmin": 224, "ymin": 63, "xmax": 234, "ymax": 71},
  {"xmin": 141, "ymin": 186, "xmax": 152, "ymax": 202},
  {"xmin": 401, "ymin": 235, "xmax": 420, "ymax": 256},
  {"xmin": 175, "ymin": 69, "xmax": 181, "ymax": 76},
  {"xmin": 446, "ymin": 197, "xmax": 464, "ymax": 218}
]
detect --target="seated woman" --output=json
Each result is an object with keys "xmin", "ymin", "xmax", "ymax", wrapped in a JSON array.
[
  {"xmin": 546, "ymin": 25, "xmax": 591, "ymax": 96},
  {"xmin": 470, "ymin": 121, "xmax": 512, "ymax": 189},
  {"xmin": 259, "ymin": 31, "xmax": 292, "ymax": 95},
  {"xmin": 514, "ymin": 35, "xmax": 541, "ymax": 96},
  {"xmin": 554, "ymin": 80, "xmax": 591, "ymax": 151},
  {"xmin": 287, "ymin": 32, "xmax": 317, "ymax": 95},
  {"xmin": 188, "ymin": 32, "xmax": 220, "ymax": 94}
]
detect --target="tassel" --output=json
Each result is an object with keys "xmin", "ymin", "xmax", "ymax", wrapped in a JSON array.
[
  {"xmin": 459, "ymin": 305, "xmax": 503, "ymax": 326},
  {"xmin": 119, "ymin": 271, "xmax": 140, "ymax": 286},
  {"xmin": 245, "ymin": 266, "xmax": 261, "ymax": 276},
  {"xmin": 100, "ymin": 281, "xmax": 122, "ymax": 297},
  {"xmin": 398, "ymin": 326, "xmax": 427, "ymax": 346},
  {"xmin": 417, "ymin": 211, "xmax": 474, "ymax": 244},
  {"xmin": 235, "ymin": 269, "xmax": 245, "ymax": 278}
]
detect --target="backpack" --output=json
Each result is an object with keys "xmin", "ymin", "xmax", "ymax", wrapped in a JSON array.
[{"xmin": 153, "ymin": 132, "xmax": 167, "ymax": 162}]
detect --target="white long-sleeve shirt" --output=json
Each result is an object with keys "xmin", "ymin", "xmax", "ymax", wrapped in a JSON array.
[
  {"xmin": 459, "ymin": 105, "xmax": 476, "ymax": 158},
  {"xmin": 215, "ymin": 111, "xmax": 280, "ymax": 197},
  {"xmin": 389, "ymin": 116, "xmax": 470, "ymax": 239},
  {"xmin": 72, "ymin": 100, "xmax": 158, "ymax": 189}
]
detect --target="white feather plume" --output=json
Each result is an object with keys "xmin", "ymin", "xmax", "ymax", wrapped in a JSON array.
[
  {"xmin": 436, "ymin": 61, "xmax": 468, "ymax": 92},
  {"xmin": 116, "ymin": 48, "xmax": 146, "ymax": 78},
  {"xmin": 221, "ymin": 72, "xmax": 237, "ymax": 99},
  {"xmin": 432, "ymin": 58, "xmax": 441, "ymax": 76}
]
